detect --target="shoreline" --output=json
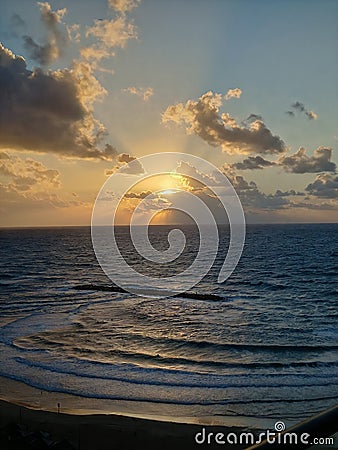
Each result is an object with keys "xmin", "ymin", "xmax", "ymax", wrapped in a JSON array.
[
  {"xmin": 0, "ymin": 398, "xmax": 254, "ymax": 450},
  {"xmin": 2, "ymin": 397, "xmax": 336, "ymax": 450},
  {"xmin": 0, "ymin": 375, "xmax": 280, "ymax": 430},
  {"xmin": 0, "ymin": 376, "xmax": 276, "ymax": 449}
]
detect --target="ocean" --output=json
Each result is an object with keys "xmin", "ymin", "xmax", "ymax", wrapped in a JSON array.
[{"xmin": 0, "ymin": 224, "xmax": 337, "ymax": 426}]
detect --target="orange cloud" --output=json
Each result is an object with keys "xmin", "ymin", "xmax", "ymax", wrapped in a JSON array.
[
  {"xmin": 123, "ymin": 86, "xmax": 154, "ymax": 101},
  {"xmin": 225, "ymin": 87, "xmax": 242, "ymax": 100}
]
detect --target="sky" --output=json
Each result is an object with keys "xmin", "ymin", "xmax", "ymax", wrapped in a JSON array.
[{"xmin": 0, "ymin": 0, "xmax": 337, "ymax": 226}]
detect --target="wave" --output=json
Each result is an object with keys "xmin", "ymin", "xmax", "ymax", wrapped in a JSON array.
[
  {"xmin": 73, "ymin": 284, "xmax": 225, "ymax": 301},
  {"xmin": 14, "ymin": 357, "xmax": 338, "ymax": 390},
  {"xmin": 226, "ymin": 279, "xmax": 288, "ymax": 290},
  {"xmin": 77, "ymin": 351, "xmax": 338, "ymax": 369},
  {"xmin": 18, "ymin": 338, "xmax": 337, "ymax": 370},
  {"xmin": 28, "ymin": 330, "xmax": 338, "ymax": 354},
  {"xmin": 1, "ymin": 370, "xmax": 337, "ymax": 410},
  {"xmin": 139, "ymin": 338, "xmax": 338, "ymax": 353}
]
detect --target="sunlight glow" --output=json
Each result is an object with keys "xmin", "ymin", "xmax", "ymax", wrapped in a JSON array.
[{"xmin": 159, "ymin": 188, "xmax": 179, "ymax": 195}]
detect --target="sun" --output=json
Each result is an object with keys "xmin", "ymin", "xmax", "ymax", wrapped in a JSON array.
[{"xmin": 138, "ymin": 173, "xmax": 190, "ymax": 194}]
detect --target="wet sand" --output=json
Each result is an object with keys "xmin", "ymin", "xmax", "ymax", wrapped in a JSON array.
[{"xmin": 0, "ymin": 398, "xmax": 255, "ymax": 450}]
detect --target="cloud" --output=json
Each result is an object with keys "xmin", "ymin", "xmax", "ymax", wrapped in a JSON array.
[
  {"xmin": 177, "ymin": 161, "xmax": 291, "ymax": 211},
  {"xmin": 124, "ymin": 190, "xmax": 153, "ymax": 199},
  {"xmin": 123, "ymin": 86, "xmax": 154, "ymax": 101},
  {"xmin": 67, "ymin": 24, "xmax": 81, "ymax": 43},
  {"xmin": 225, "ymin": 88, "xmax": 242, "ymax": 100},
  {"xmin": 305, "ymin": 110, "xmax": 317, "ymax": 120},
  {"xmin": 162, "ymin": 91, "xmax": 286, "ymax": 155},
  {"xmin": 230, "ymin": 147, "xmax": 336, "ymax": 173},
  {"xmin": 108, "ymin": 0, "xmax": 141, "ymax": 14},
  {"xmin": 292, "ymin": 101, "xmax": 306, "ymax": 113},
  {"xmin": 0, "ymin": 152, "xmax": 83, "ymax": 211},
  {"xmin": 0, "ymin": 152, "xmax": 92, "ymax": 217},
  {"xmin": 118, "ymin": 153, "xmax": 136, "ymax": 164},
  {"xmin": 220, "ymin": 166, "xmax": 290, "ymax": 210},
  {"xmin": 23, "ymin": 2, "xmax": 69, "ymax": 65},
  {"xmin": 291, "ymin": 201, "xmax": 336, "ymax": 210},
  {"xmin": 115, "ymin": 190, "xmax": 172, "ymax": 224},
  {"xmin": 86, "ymin": 17, "xmax": 136, "ymax": 48},
  {"xmin": 245, "ymin": 113, "xmax": 263, "ymax": 122},
  {"xmin": 231, "ymin": 155, "xmax": 276, "ymax": 170},
  {"xmin": 38, "ymin": 2, "xmax": 67, "ymax": 28},
  {"xmin": 11, "ymin": 13, "xmax": 25, "ymax": 28},
  {"xmin": 80, "ymin": 0, "xmax": 140, "ymax": 67},
  {"xmin": 0, "ymin": 152, "xmax": 61, "ymax": 191},
  {"xmin": 278, "ymin": 147, "xmax": 336, "ymax": 173},
  {"xmin": 83, "ymin": 16, "xmax": 137, "ymax": 64},
  {"xmin": 23, "ymin": 36, "xmax": 60, "ymax": 66},
  {"xmin": 305, "ymin": 173, "xmax": 338, "ymax": 198},
  {"xmin": 287, "ymin": 101, "xmax": 318, "ymax": 120},
  {"xmin": 0, "ymin": 184, "xmax": 84, "ymax": 210},
  {"xmin": 80, "ymin": 45, "xmax": 110, "ymax": 63},
  {"xmin": 105, "ymin": 153, "xmax": 144, "ymax": 175},
  {"xmin": 174, "ymin": 160, "xmax": 220, "ymax": 193},
  {"xmin": 0, "ymin": 43, "xmax": 117, "ymax": 160},
  {"xmin": 275, "ymin": 189, "xmax": 303, "ymax": 197}
]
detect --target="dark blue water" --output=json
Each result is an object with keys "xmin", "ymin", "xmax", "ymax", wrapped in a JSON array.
[{"xmin": 0, "ymin": 224, "xmax": 337, "ymax": 423}]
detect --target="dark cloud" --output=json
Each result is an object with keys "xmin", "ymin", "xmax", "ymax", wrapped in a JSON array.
[
  {"xmin": 124, "ymin": 190, "xmax": 153, "ymax": 199},
  {"xmin": 118, "ymin": 153, "xmax": 136, "ymax": 164},
  {"xmin": 230, "ymin": 175, "xmax": 289, "ymax": 210},
  {"xmin": 231, "ymin": 147, "xmax": 336, "ymax": 174},
  {"xmin": 225, "ymin": 170, "xmax": 336, "ymax": 211},
  {"xmin": 0, "ymin": 43, "xmax": 116, "ymax": 160},
  {"xmin": 245, "ymin": 113, "xmax": 263, "ymax": 122},
  {"xmin": 292, "ymin": 101, "xmax": 306, "ymax": 112},
  {"xmin": 23, "ymin": 2, "xmax": 69, "ymax": 65},
  {"xmin": 231, "ymin": 155, "xmax": 276, "ymax": 170},
  {"xmin": 118, "ymin": 153, "xmax": 144, "ymax": 174},
  {"xmin": 287, "ymin": 101, "xmax": 317, "ymax": 120},
  {"xmin": 23, "ymin": 36, "xmax": 59, "ymax": 66},
  {"xmin": 278, "ymin": 147, "xmax": 336, "ymax": 174},
  {"xmin": 292, "ymin": 201, "xmax": 336, "ymax": 210},
  {"xmin": 275, "ymin": 189, "xmax": 303, "ymax": 197},
  {"xmin": 11, "ymin": 13, "xmax": 25, "ymax": 28},
  {"xmin": 218, "ymin": 166, "xmax": 290, "ymax": 210},
  {"xmin": 162, "ymin": 91, "xmax": 286, "ymax": 155},
  {"xmin": 305, "ymin": 173, "xmax": 338, "ymax": 198},
  {"xmin": 105, "ymin": 153, "xmax": 144, "ymax": 175}
]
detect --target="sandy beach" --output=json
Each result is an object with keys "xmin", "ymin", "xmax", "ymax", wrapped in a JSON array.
[
  {"xmin": 0, "ymin": 397, "xmax": 255, "ymax": 450},
  {"xmin": 0, "ymin": 375, "xmax": 266, "ymax": 450}
]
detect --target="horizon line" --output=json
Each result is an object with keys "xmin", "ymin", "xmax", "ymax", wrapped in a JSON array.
[{"xmin": 1, "ymin": 222, "xmax": 338, "ymax": 230}]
